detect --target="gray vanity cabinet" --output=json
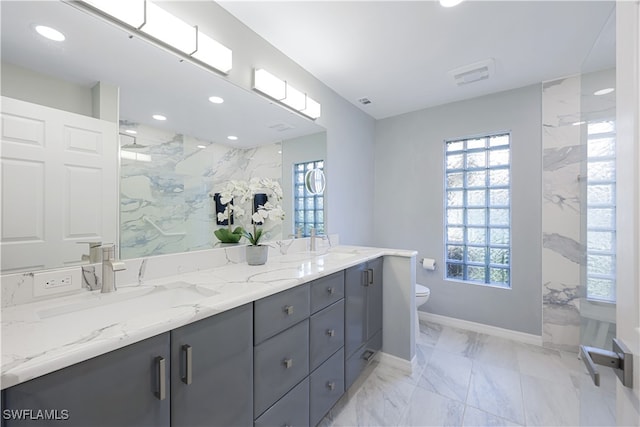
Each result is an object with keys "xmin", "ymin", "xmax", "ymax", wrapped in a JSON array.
[
  {"xmin": 344, "ymin": 257, "xmax": 383, "ymax": 389},
  {"xmin": 170, "ymin": 303, "xmax": 253, "ymax": 427},
  {"xmin": 1, "ymin": 333, "xmax": 170, "ymax": 427}
]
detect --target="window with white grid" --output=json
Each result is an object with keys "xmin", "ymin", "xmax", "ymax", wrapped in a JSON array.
[{"xmin": 444, "ymin": 133, "xmax": 511, "ymax": 287}]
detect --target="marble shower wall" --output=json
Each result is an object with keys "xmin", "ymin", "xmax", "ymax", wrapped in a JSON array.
[
  {"xmin": 120, "ymin": 123, "xmax": 282, "ymax": 259},
  {"xmin": 541, "ymin": 75, "xmax": 584, "ymax": 351}
]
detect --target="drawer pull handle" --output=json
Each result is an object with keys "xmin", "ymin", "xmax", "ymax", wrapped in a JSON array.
[
  {"xmin": 283, "ymin": 358, "xmax": 293, "ymax": 369},
  {"xmin": 326, "ymin": 381, "xmax": 336, "ymax": 391},
  {"xmin": 155, "ymin": 356, "xmax": 166, "ymax": 401},
  {"xmin": 283, "ymin": 305, "xmax": 294, "ymax": 315},
  {"xmin": 327, "ymin": 286, "xmax": 334, "ymax": 295},
  {"xmin": 362, "ymin": 349, "xmax": 376, "ymax": 362},
  {"xmin": 182, "ymin": 344, "xmax": 193, "ymax": 385},
  {"xmin": 326, "ymin": 329, "xmax": 335, "ymax": 337}
]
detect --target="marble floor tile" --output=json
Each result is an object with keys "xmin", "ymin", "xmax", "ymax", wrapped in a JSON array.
[
  {"xmin": 400, "ymin": 386, "xmax": 465, "ymax": 427},
  {"xmin": 578, "ymin": 382, "xmax": 616, "ymax": 427},
  {"xmin": 331, "ymin": 363, "xmax": 416, "ymax": 427},
  {"xmin": 521, "ymin": 374, "xmax": 580, "ymax": 426},
  {"xmin": 434, "ymin": 326, "xmax": 483, "ymax": 358},
  {"xmin": 515, "ymin": 342, "xmax": 576, "ymax": 388},
  {"xmin": 417, "ymin": 349, "xmax": 473, "ymax": 403},
  {"xmin": 466, "ymin": 362, "xmax": 525, "ymax": 425},
  {"xmin": 462, "ymin": 406, "xmax": 522, "ymax": 427},
  {"xmin": 469, "ymin": 334, "xmax": 520, "ymax": 372},
  {"xmin": 418, "ymin": 320, "xmax": 443, "ymax": 348}
]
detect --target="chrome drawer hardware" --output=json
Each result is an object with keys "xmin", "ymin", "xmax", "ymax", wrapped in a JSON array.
[
  {"xmin": 362, "ymin": 349, "xmax": 375, "ymax": 362},
  {"xmin": 155, "ymin": 356, "xmax": 166, "ymax": 400},
  {"xmin": 327, "ymin": 287, "xmax": 334, "ymax": 295},
  {"xmin": 326, "ymin": 329, "xmax": 335, "ymax": 337},
  {"xmin": 283, "ymin": 358, "xmax": 293, "ymax": 369},
  {"xmin": 326, "ymin": 381, "xmax": 335, "ymax": 391},
  {"xmin": 283, "ymin": 305, "xmax": 294, "ymax": 315},
  {"xmin": 182, "ymin": 344, "xmax": 193, "ymax": 385},
  {"xmin": 580, "ymin": 338, "xmax": 633, "ymax": 388}
]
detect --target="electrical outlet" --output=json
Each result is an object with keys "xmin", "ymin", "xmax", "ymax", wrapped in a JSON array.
[{"xmin": 34, "ymin": 269, "xmax": 82, "ymax": 297}]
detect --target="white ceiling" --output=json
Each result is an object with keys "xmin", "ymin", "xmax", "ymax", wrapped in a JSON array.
[{"xmin": 219, "ymin": 0, "xmax": 616, "ymax": 120}]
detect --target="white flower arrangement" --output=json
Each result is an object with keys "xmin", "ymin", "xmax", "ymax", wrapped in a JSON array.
[{"xmin": 211, "ymin": 177, "xmax": 284, "ymax": 244}]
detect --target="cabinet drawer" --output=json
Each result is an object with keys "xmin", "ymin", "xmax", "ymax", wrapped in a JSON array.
[
  {"xmin": 254, "ymin": 377, "xmax": 309, "ymax": 427},
  {"xmin": 310, "ymin": 348, "xmax": 345, "ymax": 427},
  {"xmin": 309, "ymin": 299, "xmax": 345, "ymax": 371},
  {"xmin": 254, "ymin": 284, "xmax": 310, "ymax": 344},
  {"xmin": 310, "ymin": 271, "xmax": 344, "ymax": 314},
  {"xmin": 345, "ymin": 329, "xmax": 382, "ymax": 390},
  {"xmin": 254, "ymin": 319, "xmax": 309, "ymax": 417}
]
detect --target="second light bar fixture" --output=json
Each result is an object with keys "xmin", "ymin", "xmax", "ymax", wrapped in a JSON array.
[
  {"xmin": 81, "ymin": 0, "xmax": 232, "ymax": 74},
  {"xmin": 253, "ymin": 69, "xmax": 321, "ymax": 120}
]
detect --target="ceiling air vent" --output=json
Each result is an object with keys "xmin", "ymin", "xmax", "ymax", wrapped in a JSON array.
[
  {"xmin": 268, "ymin": 122, "xmax": 295, "ymax": 132},
  {"xmin": 448, "ymin": 58, "xmax": 495, "ymax": 86},
  {"xmin": 358, "ymin": 97, "xmax": 372, "ymax": 105}
]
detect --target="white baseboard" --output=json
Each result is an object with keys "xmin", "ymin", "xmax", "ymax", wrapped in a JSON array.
[
  {"xmin": 376, "ymin": 351, "xmax": 415, "ymax": 374},
  {"xmin": 418, "ymin": 311, "xmax": 543, "ymax": 346}
]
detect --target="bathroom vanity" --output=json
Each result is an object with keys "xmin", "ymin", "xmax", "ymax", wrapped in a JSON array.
[{"xmin": 1, "ymin": 245, "xmax": 416, "ymax": 426}]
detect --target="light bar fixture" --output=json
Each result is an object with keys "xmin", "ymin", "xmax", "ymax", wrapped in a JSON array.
[
  {"xmin": 140, "ymin": 1, "xmax": 197, "ymax": 55},
  {"xmin": 252, "ymin": 68, "xmax": 321, "ymax": 120},
  {"xmin": 78, "ymin": 0, "xmax": 232, "ymax": 75}
]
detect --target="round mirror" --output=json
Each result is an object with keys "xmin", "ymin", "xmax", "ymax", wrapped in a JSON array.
[{"xmin": 304, "ymin": 168, "xmax": 326, "ymax": 195}]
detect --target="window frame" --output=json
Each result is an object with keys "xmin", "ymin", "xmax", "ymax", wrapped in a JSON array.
[{"xmin": 443, "ymin": 132, "xmax": 512, "ymax": 288}]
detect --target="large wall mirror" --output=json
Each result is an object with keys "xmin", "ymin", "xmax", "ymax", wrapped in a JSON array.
[{"xmin": 1, "ymin": 1, "xmax": 326, "ymax": 272}]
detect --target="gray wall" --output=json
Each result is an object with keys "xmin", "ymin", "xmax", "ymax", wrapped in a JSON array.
[{"xmin": 373, "ymin": 84, "xmax": 542, "ymax": 335}]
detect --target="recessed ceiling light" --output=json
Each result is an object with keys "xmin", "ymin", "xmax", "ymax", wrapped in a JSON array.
[
  {"xmin": 152, "ymin": 114, "xmax": 167, "ymax": 121},
  {"xmin": 440, "ymin": 0, "xmax": 464, "ymax": 7},
  {"xmin": 594, "ymin": 88, "xmax": 615, "ymax": 96},
  {"xmin": 227, "ymin": 135, "xmax": 238, "ymax": 141},
  {"xmin": 197, "ymin": 145, "xmax": 207, "ymax": 149},
  {"xmin": 208, "ymin": 96, "xmax": 224, "ymax": 104},
  {"xmin": 34, "ymin": 25, "xmax": 66, "ymax": 42},
  {"xmin": 124, "ymin": 129, "xmax": 138, "ymax": 135}
]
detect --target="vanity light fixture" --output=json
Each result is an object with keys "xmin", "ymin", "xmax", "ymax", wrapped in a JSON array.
[
  {"xmin": 77, "ymin": 0, "xmax": 232, "ymax": 74},
  {"xmin": 440, "ymin": 0, "xmax": 464, "ymax": 7},
  {"xmin": 152, "ymin": 114, "xmax": 167, "ymax": 121},
  {"xmin": 227, "ymin": 135, "xmax": 238, "ymax": 141},
  {"xmin": 572, "ymin": 121, "xmax": 587, "ymax": 126},
  {"xmin": 197, "ymin": 145, "xmax": 207, "ymax": 149},
  {"xmin": 208, "ymin": 96, "xmax": 224, "ymax": 104},
  {"xmin": 594, "ymin": 88, "xmax": 615, "ymax": 96},
  {"xmin": 252, "ymin": 68, "xmax": 321, "ymax": 120},
  {"xmin": 124, "ymin": 129, "xmax": 138, "ymax": 134},
  {"xmin": 34, "ymin": 25, "xmax": 66, "ymax": 42}
]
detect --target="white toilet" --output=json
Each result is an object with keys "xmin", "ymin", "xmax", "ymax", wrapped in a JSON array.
[{"xmin": 415, "ymin": 284, "xmax": 431, "ymax": 340}]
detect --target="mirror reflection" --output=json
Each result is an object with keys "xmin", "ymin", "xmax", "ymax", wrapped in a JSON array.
[{"xmin": 0, "ymin": 1, "xmax": 326, "ymax": 271}]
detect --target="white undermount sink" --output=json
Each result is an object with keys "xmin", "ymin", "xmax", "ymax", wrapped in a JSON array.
[{"xmin": 37, "ymin": 282, "xmax": 218, "ymax": 320}]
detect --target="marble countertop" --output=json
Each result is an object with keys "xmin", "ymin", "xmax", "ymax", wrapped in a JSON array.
[{"xmin": 1, "ymin": 245, "xmax": 415, "ymax": 390}]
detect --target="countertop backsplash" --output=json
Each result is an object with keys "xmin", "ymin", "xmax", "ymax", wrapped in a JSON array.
[{"xmin": 1, "ymin": 235, "xmax": 337, "ymax": 309}]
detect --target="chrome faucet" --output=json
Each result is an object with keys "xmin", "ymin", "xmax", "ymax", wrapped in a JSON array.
[{"xmin": 101, "ymin": 244, "xmax": 126, "ymax": 293}]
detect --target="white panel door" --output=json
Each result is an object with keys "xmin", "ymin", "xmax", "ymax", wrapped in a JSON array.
[
  {"xmin": 1, "ymin": 97, "xmax": 117, "ymax": 272},
  {"xmin": 615, "ymin": 2, "xmax": 640, "ymax": 425}
]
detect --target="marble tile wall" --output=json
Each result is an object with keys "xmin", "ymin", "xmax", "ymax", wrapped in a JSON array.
[
  {"xmin": 541, "ymin": 75, "xmax": 584, "ymax": 351},
  {"xmin": 119, "ymin": 123, "xmax": 282, "ymax": 260}
]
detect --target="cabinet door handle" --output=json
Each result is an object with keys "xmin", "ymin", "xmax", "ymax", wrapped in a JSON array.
[
  {"xmin": 362, "ymin": 269, "xmax": 369, "ymax": 286},
  {"xmin": 182, "ymin": 344, "xmax": 193, "ymax": 385},
  {"xmin": 283, "ymin": 305, "xmax": 294, "ymax": 315},
  {"xmin": 368, "ymin": 268, "xmax": 374, "ymax": 285},
  {"xmin": 155, "ymin": 356, "xmax": 166, "ymax": 401},
  {"xmin": 283, "ymin": 358, "xmax": 293, "ymax": 369},
  {"xmin": 327, "ymin": 286, "xmax": 334, "ymax": 295},
  {"xmin": 326, "ymin": 329, "xmax": 335, "ymax": 337},
  {"xmin": 326, "ymin": 381, "xmax": 336, "ymax": 391}
]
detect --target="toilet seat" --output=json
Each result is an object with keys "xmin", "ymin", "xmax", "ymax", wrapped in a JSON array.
[{"xmin": 416, "ymin": 284, "xmax": 430, "ymax": 297}]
